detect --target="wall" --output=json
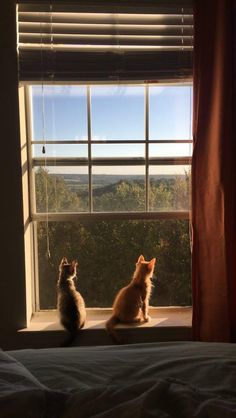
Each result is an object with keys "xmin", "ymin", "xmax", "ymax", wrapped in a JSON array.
[{"xmin": 0, "ymin": 2, "xmax": 28, "ymax": 336}]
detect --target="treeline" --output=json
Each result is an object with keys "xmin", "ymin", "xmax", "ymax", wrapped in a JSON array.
[{"xmin": 36, "ymin": 168, "xmax": 191, "ymax": 309}]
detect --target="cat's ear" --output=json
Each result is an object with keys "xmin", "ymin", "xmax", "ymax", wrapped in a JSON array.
[
  {"xmin": 69, "ymin": 260, "xmax": 77, "ymax": 274},
  {"xmin": 71, "ymin": 260, "xmax": 78, "ymax": 268},
  {"xmin": 137, "ymin": 255, "xmax": 145, "ymax": 263},
  {"xmin": 59, "ymin": 257, "xmax": 68, "ymax": 272},
  {"xmin": 60, "ymin": 257, "xmax": 68, "ymax": 266},
  {"xmin": 147, "ymin": 258, "xmax": 156, "ymax": 271}
]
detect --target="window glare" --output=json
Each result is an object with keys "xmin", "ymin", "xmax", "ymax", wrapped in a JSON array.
[
  {"xmin": 149, "ymin": 143, "xmax": 192, "ymax": 158},
  {"xmin": 92, "ymin": 143, "xmax": 144, "ymax": 158}
]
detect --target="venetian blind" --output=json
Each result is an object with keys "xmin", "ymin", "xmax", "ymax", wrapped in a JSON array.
[{"xmin": 17, "ymin": 1, "xmax": 193, "ymax": 81}]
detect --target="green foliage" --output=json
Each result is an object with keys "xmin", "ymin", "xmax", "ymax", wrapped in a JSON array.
[
  {"xmin": 36, "ymin": 168, "xmax": 192, "ymax": 309},
  {"xmin": 149, "ymin": 173, "xmax": 190, "ymax": 211},
  {"xmin": 35, "ymin": 167, "xmax": 84, "ymax": 212},
  {"xmin": 93, "ymin": 180, "xmax": 145, "ymax": 211}
]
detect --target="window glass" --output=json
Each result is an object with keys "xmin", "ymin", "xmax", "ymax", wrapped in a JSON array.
[
  {"xmin": 32, "ymin": 144, "xmax": 88, "ymax": 158},
  {"xmin": 92, "ymin": 143, "xmax": 144, "ymax": 158},
  {"xmin": 149, "ymin": 143, "xmax": 192, "ymax": 157},
  {"xmin": 149, "ymin": 165, "xmax": 191, "ymax": 211},
  {"xmin": 37, "ymin": 220, "xmax": 191, "ymax": 309},
  {"xmin": 149, "ymin": 85, "xmax": 192, "ymax": 140},
  {"xmin": 91, "ymin": 85, "xmax": 145, "ymax": 140},
  {"xmin": 31, "ymin": 85, "xmax": 87, "ymax": 140},
  {"xmin": 34, "ymin": 166, "xmax": 89, "ymax": 212},
  {"xmin": 26, "ymin": 82, "xmax": 193, "ymax": 309},
  {"xmin": 92, "ymin": 165, "xmax": 145, "ymax": 212}
]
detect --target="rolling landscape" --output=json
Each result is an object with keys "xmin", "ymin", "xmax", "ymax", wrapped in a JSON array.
[{"xmin": 35, "ymin": 167, "xmax": 191, "ymax": 309}]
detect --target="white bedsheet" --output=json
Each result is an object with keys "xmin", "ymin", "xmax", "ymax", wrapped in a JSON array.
[
  {"xmin": 63, "ymin": 378, "xmax": 236, "ymax": 418},
  {"xmin": 0, "ymin": 349, "xmax": 66, "ymax": 418},
  {"xmin": 5, "ymin": 342, "xmax": 236, "ymax": 417}
]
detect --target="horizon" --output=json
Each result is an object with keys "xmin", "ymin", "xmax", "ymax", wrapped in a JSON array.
[{"xmin": 31, "ymin": 83, "xmax": 192, "ymax": 176}]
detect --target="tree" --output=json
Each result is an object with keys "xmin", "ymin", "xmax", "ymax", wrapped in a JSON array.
[
  {"xmin": 35, "ymin": 167, "xmax": 81, "ymax": 212},
  {"xmin": 36, "ymin": 168, "xmax": 191, "ymax": 309},
  {"xmin": 93, "ymin": 180, "xmax": 145, "ymax": 211}
]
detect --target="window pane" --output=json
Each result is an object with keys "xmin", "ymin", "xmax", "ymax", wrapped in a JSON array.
[
  {"xmin": 91, "ymin": 85, "xmax": 145, "ymax": 140},
  {"xmin": 26, "ymin": 82, "xmax": 193, "ymax": 312},
  {"xmin": 37, "ymin": 220, "xmax": 191, "ymax": 309},
  {"xmin": 92, "ymin": 165, "xmax": 145, "ymax": 211},
  {"xmin": 31, "ymin": 85, "xmax": 87, "ymax": 140},
  {"xmin": 34, "ymin": 166, "xmax": 89, "ymax": 212},
  {"xmin": 149, "ymin": 143, "xmax": 192, "ymax": 157},
  {"xmin": 149, "ymin": 85, "xmax": 192, "ymax": 140},
  {"xmin": 149, "ymin": 165, "xmax": 191, "ymax": 211},
  {"xmin": 92, "ymin": 143, "xmax": 144, "ymax": 158},
  {"xmin": 33, "ymin": 144, "xmax": 88, "ymax": 158}
]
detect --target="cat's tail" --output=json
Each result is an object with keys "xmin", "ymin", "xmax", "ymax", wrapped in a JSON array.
[
  {"xmin": 60, "ymin": 320, "xmax": 85, "ymax": 347},
  {"xmin": 105, "ymin": 315, "xmax": 122, "ymax": 344},
  {"xmin": 60, "ymin": 330, "xmax": 78, "ymax": 347}
]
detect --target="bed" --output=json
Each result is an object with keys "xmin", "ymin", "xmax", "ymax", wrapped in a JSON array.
[{"xmin": 1, "ymin": 341, "xmax": 236, "ymax": 417}]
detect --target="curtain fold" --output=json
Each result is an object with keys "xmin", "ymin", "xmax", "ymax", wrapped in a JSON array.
[{"xmin": 192, "ymin": 0, "xmax": 236, "ymax": 341}]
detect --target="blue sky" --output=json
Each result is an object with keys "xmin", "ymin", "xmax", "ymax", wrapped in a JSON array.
[{"xmin": 31, "ymin": 84, "xmax": 192, "ymax": 174}]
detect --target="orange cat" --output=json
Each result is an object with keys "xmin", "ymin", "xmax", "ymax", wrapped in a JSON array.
[
  {"xmin": 57, "ymin": 257, "xmax": 86, "ymax": 346},
  {"xmin": 106, "ymin": 255, "xmax": 156, "ymax": 344}
]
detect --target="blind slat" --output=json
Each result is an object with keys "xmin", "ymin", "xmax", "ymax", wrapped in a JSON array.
[
  {"xmin": 19, "ymin": 22, "xmax": 193, "ymax": 36},
  {"xmin": 19, "ymin": 34, "xmax": 193, "ymax": 47},
  {"xmin": 18, "ymin": 2, "xmax": 193, "ymax": 15},
  {"xmin": 17, "ymin": 2, "xmax": 193, "ymax": 82},
  {"xmin": 18, "ymin": 12, "xmax": 193, "ymax": 25}
]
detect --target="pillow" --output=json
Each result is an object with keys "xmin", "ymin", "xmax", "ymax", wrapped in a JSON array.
[{"xmin": 0, "ymin": 349, "xmax": 65, "ymax": 418}]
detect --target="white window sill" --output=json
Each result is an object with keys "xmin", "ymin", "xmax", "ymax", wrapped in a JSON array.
[
  {"xmin": 14, "ymin": 307, "xmax": 193, "ymax": 348},
  {"xmin": 0, "ymin": 307, "xmax": 192, "ymax": 350},
  {"xmin": 20, "ymin": 306, "xmax": 192, "ymax": 332}
]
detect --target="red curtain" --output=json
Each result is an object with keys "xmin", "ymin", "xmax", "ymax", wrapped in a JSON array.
[{"xmin": 192, "ymin": 0, "xmax": 236, "ymax": 341}]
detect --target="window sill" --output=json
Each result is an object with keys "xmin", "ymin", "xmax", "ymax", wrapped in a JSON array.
[
  {"xmin": 13, "ymin": 307, "xmax": 192, "ymax": 349},
  {"xmin": 22, "ymin": 306, "xmax": 192, "ymax": 331}
]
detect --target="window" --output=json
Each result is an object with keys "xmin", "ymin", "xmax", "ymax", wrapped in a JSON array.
[
  {"xmin": 18, "ymin": 1, "xmax": 193, "ymax": 313},
  {"xmin": 23, "ymin": 82, "xmax": 192, "ymax": 309}
]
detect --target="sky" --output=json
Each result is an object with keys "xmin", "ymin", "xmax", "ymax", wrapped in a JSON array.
[{"xmin": 31, "ymin": 84, "xmax": 192, "ymax": 175}]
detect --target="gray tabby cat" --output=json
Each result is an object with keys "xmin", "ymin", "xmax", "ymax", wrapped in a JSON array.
[{"xmin": 57, "ymin": 257, "xmax": 86, "ymax": 346}]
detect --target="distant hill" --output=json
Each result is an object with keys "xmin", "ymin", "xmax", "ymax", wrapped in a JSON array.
[
  {"xmin": 54, "ymin": 173, "xmax": 181, "ymax": 185},
  {"xmin": 51, "ymin": 173, "xmax": 186, "ymax": 197},
  {"xmin": 92, "ymin": 179, "xmax": 144, "ymax": 197}
]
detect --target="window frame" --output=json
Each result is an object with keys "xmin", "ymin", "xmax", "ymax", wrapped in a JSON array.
[{"xmin": 22, "ymin": 80, "xmax": 192, "ymax": 311}]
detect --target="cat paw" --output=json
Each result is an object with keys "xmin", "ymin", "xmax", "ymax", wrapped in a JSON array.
[{"xmin": 144, "ymin": 315, "xmax": 151, "ymax": 322}]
